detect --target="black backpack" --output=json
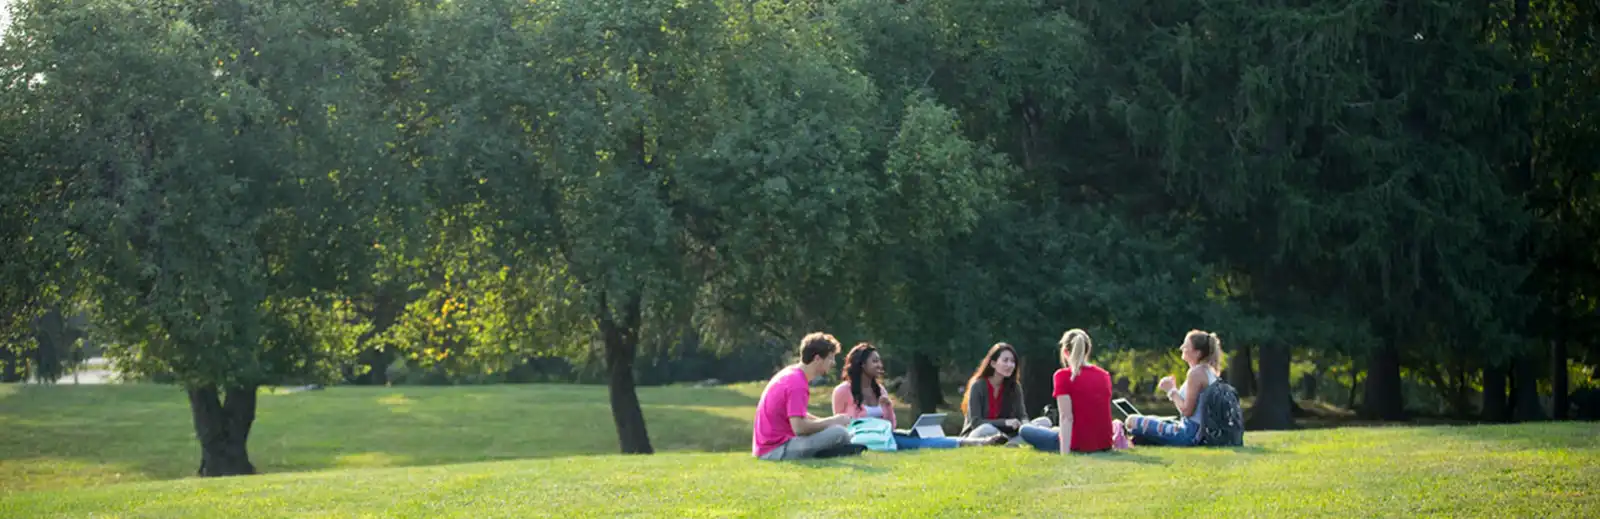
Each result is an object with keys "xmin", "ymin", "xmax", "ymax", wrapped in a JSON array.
[{"xmin": 1195, "ymin": 380, "xmax": 1244, "ymax": 447}]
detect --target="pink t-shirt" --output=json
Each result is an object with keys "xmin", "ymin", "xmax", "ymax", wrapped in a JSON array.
[
  {"xmin": 752, "ymin": 366, "xmax": 813, "ymax": 457},
  {"xmin": 831, "ymin": 381, "xmax": 896, "ymax": 428}
]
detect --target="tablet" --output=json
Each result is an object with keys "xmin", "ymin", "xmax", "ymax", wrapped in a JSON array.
[
  {"xmin": 1111, "ymin": 398, "xmax": 1141, "ymax": 417},
  {"xmin": 910, "ymin": 413, "xmax": 947, "ymax": 438}
]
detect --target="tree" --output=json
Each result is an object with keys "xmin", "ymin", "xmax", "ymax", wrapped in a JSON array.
[
  {"xmin": 1523, "ymin": 0, "xmax": 1600, "ymax": 421},
  {"xmin": 0, "ymin": 30, "xmax": 62, "ymax": 383},
  {"xmin": 2, "ymin": 0, "xmax": 403, "ymax": 475},
  {"xmin": 829, "ymin": 0, "xmax": 1241, "ymax": 416},
  {"xmin": 404, "ymin": 0, "xmax": 1013, "ymax": 453}
]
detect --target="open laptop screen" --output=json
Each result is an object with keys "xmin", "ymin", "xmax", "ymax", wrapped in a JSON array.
[{"xmin": 1111, "ymin": 398, "xmax": 1140, "ymax": 417}]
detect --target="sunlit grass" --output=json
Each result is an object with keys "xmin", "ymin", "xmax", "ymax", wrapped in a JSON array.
[{"xmin": 1, "ymin": 383, "xmax": 1596, "ymax": 517}]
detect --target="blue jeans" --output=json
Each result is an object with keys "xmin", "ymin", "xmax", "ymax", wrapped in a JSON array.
[
  {"xmin": 1018, "ymin": 424, "xmax": 1119, "ymax": 452},
  {"xmin": 893, "ymin": 432, "xmax": 960, "ymax": 450},
  {"xmin": 1125, "ymin": 415, "xmax": 1201, "ymax": 446},
  {"xmin": 1017, "ymin": 424, "xmax": 1060, "ymax": 451}
]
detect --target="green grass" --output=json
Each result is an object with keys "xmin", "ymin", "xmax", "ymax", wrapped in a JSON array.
[{"xmin": 2, "ymin": 383, "xmax": 1597, "ymax": 517}]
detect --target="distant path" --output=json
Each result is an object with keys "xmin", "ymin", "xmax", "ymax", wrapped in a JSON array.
[{"xmin": 53, "ymin": 357, "xmax": 116, "ymax": 384}]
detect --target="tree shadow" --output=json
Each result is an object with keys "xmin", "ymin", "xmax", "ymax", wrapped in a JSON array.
[
  {"xmin": 1220, "ymin": 444, "xmax": 1275, "ymax": 455},
  {"xmin": 1086, "ymin": 450, "xmax": 1170, "ymax": 465},
  {"xmin": 793, "ymin": 458, "xmax": 890, "ymax": 474}
]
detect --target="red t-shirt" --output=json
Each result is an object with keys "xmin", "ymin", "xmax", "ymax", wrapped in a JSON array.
[
  {"xmin": 985, "ymin": 380, "xmax": 1004, "ymax": 420},
  {"xmin": 1052, "ymin": 365, "xmax": 1113, "ymax": 453}
]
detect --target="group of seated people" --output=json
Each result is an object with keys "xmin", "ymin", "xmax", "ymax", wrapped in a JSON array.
[{"xmin": 752, "ymin": 328, "xmax": 1229, "ymax": 460}]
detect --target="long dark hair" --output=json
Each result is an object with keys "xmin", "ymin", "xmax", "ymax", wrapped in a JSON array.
[
  {"xmin": 962, "ymin": 342, "xmax": 1021, "ymax": 414},
  {"xmin": 842, "ymin": 342, "xmax": 884, "ymax": 406}
]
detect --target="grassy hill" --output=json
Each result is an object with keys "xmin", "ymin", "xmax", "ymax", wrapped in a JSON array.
[{"xmin": 2, "ymin": 383, "xmax": 1596, "ymax": 517}]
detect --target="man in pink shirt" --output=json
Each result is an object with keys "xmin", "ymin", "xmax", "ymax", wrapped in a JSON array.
[{"xmin": 752, "ymin": 332, "xmax": 853, "ymax": 460}]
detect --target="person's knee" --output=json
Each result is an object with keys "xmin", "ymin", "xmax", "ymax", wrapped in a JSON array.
[
  {"xmin": 1016, "ymin": 425, "xmax": 1056, "ymax": 450},
  {"xmin": 970, "ymin": 424, "xmax": 999, "ymax": 437},
  {"xmin": 820, "ymin": 424, "xmax": 849, "ymax": 444},
  {"xmin": 1017, "ymin": 424, "xmax": 1050, "ymax": 441}
]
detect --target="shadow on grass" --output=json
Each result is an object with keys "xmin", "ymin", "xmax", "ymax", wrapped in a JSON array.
[
  {"xmin": 1221, "ymin": 445, "xmax": 1275, "ymax": 455},
  {"xmin": 0, "ymin": 383, "xmax": 781, "ymax": 491},
  {"xmin": 795, "ymin": 459, "xmax": 891, "ymax": 474},
  {"xmin": 1088, "ymin": 450, "xmax": 1169, "ymax": 465}
]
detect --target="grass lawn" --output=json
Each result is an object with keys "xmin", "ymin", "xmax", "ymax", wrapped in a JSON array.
[{"xmin": 2, "ymin": 383, "xmax": 1597, "ymax": 517}]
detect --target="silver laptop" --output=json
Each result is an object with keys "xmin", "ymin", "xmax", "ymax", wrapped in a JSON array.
[
  {"xmin": 909, "ymin": 413, "xmax": 947, "ymax": 438},
  {"xmin": 1111, "ymin": 398, "xmax": 1141, "ymax": 418}
]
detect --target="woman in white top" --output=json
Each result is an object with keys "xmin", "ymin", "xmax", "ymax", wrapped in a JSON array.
[{"xmin": 1124, "ymin": 330, "xmax": 1223, "ymax": 446}]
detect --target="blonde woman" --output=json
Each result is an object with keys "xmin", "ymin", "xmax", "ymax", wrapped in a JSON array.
[
  {"xmin": 1124, "ymin": 330, "xmax": 1223, "ymax": 446},
  {"xmin": 1018, "ymin": 329, "xmax": 1114, "ymax": 453}
]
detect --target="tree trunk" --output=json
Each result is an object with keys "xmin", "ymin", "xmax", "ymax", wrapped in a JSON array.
[
  {"xmin": 598, "ymin": 292, "xmax": 653, "ymax": 454},
  {"xmin": 1359, "ymin": 340, "xmax": 1405, "ymax": 421},
  {"xmin": 1021, "ymin": 353, "xmax": 1057, "ymax": 419},
  {"xmin": 1482, "ymin": 363, "xmax": 1509, "ymax": 421},
  {"xmin": 30, "ymin": 307, "xmax": 68, "ymax": 384},
  {"xmin": 1346, "ymin": 369, "xmax": 1362, "ymax": 408},
  {"xmin": 0, "ymin": 349, "xmax": 18, "ymax": 382},
  {"xmin": 1453, "ymin": 359, "xmax": 1472, "ymax": 419},
  {"xmin": 1227, "ymin": 344, "xmax": 1257, "ymax": 397},
  {"xmin": 188, "ymin": 385, "xmax": 258, "ymax": 477},
  {"xmin": 1423, "ymin": 362, "xmax": 1472, "ymax": 418},
  {"xmin": 351, "ymin": 285, "xmax": 409, "ymax": 385},
  {"xmin": 368, "ymin": 351, "xmax": 391, "ymax": 386},
  {"xmin": 1249, "ymin": 343, "xmax": 1295, "ymax": 430},
  {"xmin": 353, "ymin": 347, "xmax": 395, "ymax": 386},
  {"xmin": 1511, "ymin": 355, "xmax": 1546, "ymax": 421},
  {"xmin": 908, "ymin": 351, "xmax": 943, "ymax": 415},
  {"xmin": 1552, "ymin": 341, "xmax": 1568, "ymax": 420}
]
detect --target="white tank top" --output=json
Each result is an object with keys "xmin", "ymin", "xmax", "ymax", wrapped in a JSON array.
[
  {"xmin": 1179, "ymin": 369, "xmax": 1219, "ymax": 422},
  {"xmin": 863, "ymin": 405, "xmax": 884, "ymax": 419}
]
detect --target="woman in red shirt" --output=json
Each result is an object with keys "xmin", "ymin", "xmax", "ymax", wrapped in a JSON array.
[{"xmin": 1018, "ymin": 329, "xmax": 1114, "ymax": 453}]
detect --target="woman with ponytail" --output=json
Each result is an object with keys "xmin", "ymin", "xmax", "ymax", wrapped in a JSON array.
[
  {"xmin": 1018, "ymin": 329, "xmax": 1114, "ymax": 453},
  {"xmin": 1124, "ymin": 330, "xmax": 1224, "ymax": 446}
]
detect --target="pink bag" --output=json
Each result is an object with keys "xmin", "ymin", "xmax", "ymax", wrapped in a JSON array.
[{"xmin": 1111, "ymin": 419, "xmax": 1132, "ymax": 450}]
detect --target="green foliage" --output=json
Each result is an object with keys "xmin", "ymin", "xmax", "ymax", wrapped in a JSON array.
[
  {"xmin": 3, "ymin": 0, "xmax": 1597, "ymax": 456},
  {"xmin": 400, "ymin": 0, "xmax": 1020, "ymax": 364},
  {"xmin": 0, "ymin": 0, "xmax": 409, "ymax": 388},
  {"xmin": 1525, "ymin": 0, "xmax": 1600, "ymax": 359}
]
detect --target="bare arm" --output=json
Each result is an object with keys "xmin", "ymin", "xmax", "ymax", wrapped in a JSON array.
[
  {"xmin": 1057, "ymin": 394, "xmax": 1073, "ymax": 455},
  {"xmin": 790, "ymin": 414, "xmax": 848, "ymax": 436},
  {"xmin": 831, "ymin": 384, "xmax": 851, "ymax": 416},
  {"xmin": 879, "ymin": 385, "xmax": 897, "ymax": 428},
  {"xmin": 1176, "ymin": 364, "xmax": 1208, "ymax": 417}
]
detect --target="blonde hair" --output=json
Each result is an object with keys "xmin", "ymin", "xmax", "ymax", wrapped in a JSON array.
[
  {"xmin": 1185, "ymin": 329, "xmax": 1224, "ymax": 370},
  {"xmin": 1059, "ymin": 329, "xmax": 1092, "ymax": 380}
]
